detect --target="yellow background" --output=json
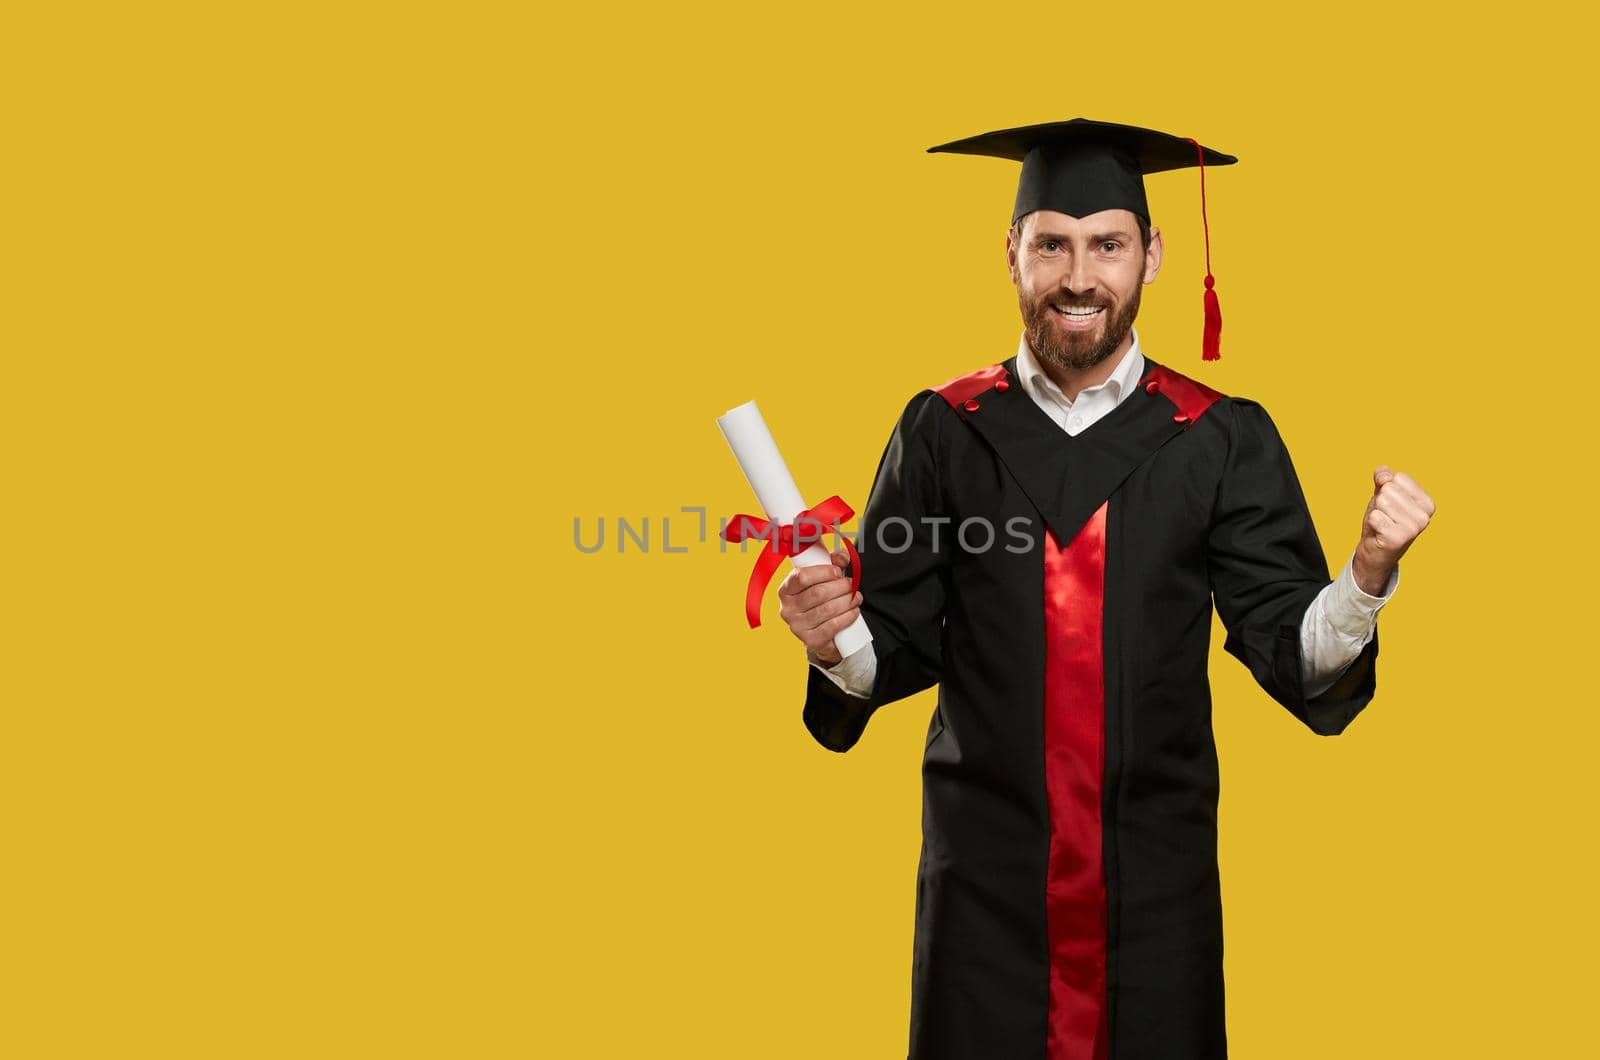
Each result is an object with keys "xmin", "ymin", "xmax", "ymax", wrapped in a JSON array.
[{"xmin": 4, "ymin": 2, "xmax": 1595, "ymax": 1057}]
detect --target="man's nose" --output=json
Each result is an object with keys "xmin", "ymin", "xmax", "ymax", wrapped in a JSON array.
[{"xmin": 1059, "ymin": 255, "xmax": 1093, "ymax": 296}]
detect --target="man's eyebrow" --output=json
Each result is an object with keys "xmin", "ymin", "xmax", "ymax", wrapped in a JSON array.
[{"xmin": 1031, "ymin": 230, "xmax": 1135, "ymax": 243}]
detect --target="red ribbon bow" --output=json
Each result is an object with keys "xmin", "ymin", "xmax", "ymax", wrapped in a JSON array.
[{"xmin": 721, "ymin": 495, "xmax": 862, "ymax": 629}]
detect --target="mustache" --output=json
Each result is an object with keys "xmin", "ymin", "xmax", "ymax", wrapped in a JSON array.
[{"xmin": 1039, "ymin": 296, "xmax": 1110, "ymax": 310}]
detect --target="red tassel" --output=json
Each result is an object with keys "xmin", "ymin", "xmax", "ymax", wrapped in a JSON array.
[
  {"xmin": 1202, "ymin": 273, "xmax": 1221, "ymax": 361},
  {"xmin": 1183, "ymin": 136, "xmax": 1222, "ymax": 362}
]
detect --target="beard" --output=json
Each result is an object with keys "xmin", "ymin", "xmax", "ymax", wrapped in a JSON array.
[{"xmin": 1019, "ymin": 280, "xmax": 1143, "ymax": 375}]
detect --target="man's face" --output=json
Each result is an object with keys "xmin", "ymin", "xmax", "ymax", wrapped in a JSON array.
[{"xmin": 1006, "ymin": 208, "xmax": 1163, "ymax": 374}]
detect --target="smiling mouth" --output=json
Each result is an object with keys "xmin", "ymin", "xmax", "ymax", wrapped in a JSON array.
[{"xmin": 1051, "ymin": 305, "xmax": 1106, "ymax": 328}]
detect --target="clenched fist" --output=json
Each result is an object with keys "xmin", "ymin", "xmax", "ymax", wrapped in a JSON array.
[
  {"xmin": 777, "ymin": 547, "xmax": 862, "ymax": 667},
  {"xmin": 1353, "ymin": 466, "xmax": 1435, "ymax": 596}
]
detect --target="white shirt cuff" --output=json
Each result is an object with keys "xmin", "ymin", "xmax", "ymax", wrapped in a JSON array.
[
  {"xmin": 1323, "ymin": 557, "xmax": 1399, "ymax": 642},
  {"xmin": 1298, "ymin": 556, "xmax": 1399, "ymax": 699},
  {"xmin": 808, "ymin": 640, "xmax": 877, "ymax": 699}
]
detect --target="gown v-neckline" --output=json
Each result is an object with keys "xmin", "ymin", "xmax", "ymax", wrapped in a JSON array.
[
  {"xmin": 954, "ymin": 353, "xmax": 1191, "ymax": 545},
  {"xmin": 1001, "ymin": 352, "xmax": 1154, "ymax": 445}
]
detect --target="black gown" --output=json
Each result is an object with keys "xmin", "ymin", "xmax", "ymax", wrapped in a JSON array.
[{"xmin": 800, "ymin": 354, "xmax": 1380, "ymax": 1060}]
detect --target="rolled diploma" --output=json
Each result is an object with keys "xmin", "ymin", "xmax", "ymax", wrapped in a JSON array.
[{"xmin": 717, "ymin": 400, "xmax": 873, "ymax": 659}]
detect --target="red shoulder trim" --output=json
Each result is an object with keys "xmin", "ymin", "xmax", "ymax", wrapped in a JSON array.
[
  {"xmin": 1139, "ymin": 364, "xmax": 1225, "ymax": 429},
  {"xmin": 929, "ymin": 363, "xmax": 1010, "ymax": 408}
]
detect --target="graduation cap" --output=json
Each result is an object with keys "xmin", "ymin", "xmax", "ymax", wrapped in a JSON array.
[{"xmin": 928, "ymin": 118, "xmax": 1237, "ymax": 361}]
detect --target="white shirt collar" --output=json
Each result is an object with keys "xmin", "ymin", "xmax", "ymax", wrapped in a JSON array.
[{"xmin": 1014, "ymin": 326, "xmax": 1146, "ymax": 410}]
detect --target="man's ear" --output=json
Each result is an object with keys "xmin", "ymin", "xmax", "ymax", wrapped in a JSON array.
[
  {"xmin": 1006, "ymin": 229, "xmax": 1020, "ymax": 285},
  {"xmin": 1143, "ymin": 226, "xmax": 1164, "ymax": 284}
]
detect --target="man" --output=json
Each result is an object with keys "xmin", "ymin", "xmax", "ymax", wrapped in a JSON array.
[{"xmin": 776, "ymin": 119, "xmax": 1435, "ymax": 1060}]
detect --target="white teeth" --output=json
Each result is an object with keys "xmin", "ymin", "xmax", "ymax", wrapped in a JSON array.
[{"xmin": 1057, "ymin": 306, "xmax": 1103, "ymax": 317}]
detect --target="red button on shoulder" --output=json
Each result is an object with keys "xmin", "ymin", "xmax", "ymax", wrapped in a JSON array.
[
  {"xmin": 994, "ymin": 379, "xmax": 1010, "ymax": 392},
  {"xmin": 964, "ymin": 399, "xmax": 980, "ymax": 412},
  {"xmin": 1173, "ymin": 412, "xmax": 1189, "ymax": 423},
  {"xmin": 1144, "ymin": 379, "xmax": 1160, "ymax": 394}
]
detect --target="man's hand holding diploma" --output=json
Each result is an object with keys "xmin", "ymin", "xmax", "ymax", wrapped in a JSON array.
[
  {"xmin": 717, "ymin": 399, "xmax": 872, "ymax": 659},
  {"xmin": 779, "ymin": 547, "xmax": 861, "ymax": 666}
]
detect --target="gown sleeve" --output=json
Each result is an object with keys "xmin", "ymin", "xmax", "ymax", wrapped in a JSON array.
[
  {"xmin": 1206, "ymin": 398, "xmax": 1379, "ymax": 736},
  {"xmin": 802, "ymin": 390, "xmax": 951, "ymax": 752}
]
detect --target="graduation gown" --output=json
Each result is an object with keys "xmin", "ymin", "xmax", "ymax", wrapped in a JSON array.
[{"xmin": 801, "ymin": 354, "xmax": 1380, "ymax": 1060}]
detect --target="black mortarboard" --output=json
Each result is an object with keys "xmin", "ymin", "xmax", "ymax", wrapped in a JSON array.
[{"xmin": 927, "ymin": 118, "xmax": 1238, "ymax": 360}]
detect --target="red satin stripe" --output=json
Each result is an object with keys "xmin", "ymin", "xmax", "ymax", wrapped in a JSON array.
[
  {"xmin": 1042, "ymin": 501, "xmax": 1109, "ymax": 1060},
  {"xmin": 721, "ymin": 495, "xmax": 861, "ymax": 628}
]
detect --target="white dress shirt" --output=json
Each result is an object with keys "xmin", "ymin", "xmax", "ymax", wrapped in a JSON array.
[{"xmin": 811, "ymin": 327, "xmax": 1398, "ymax": 701}]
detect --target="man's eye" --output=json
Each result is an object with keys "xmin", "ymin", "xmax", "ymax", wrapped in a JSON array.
[
  {"xmin": 1100, "ymin": 241, "xmax": 1120, "ymax": 253},
  {"xmin": 1040, "ymin": 241, "xmax": 1060, "ymax": 253}
]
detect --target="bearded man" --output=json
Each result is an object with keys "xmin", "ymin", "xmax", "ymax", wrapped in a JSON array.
[{"xmin": 776, "ymin": 118, "xmax": 1435, "ymax": 1060}]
